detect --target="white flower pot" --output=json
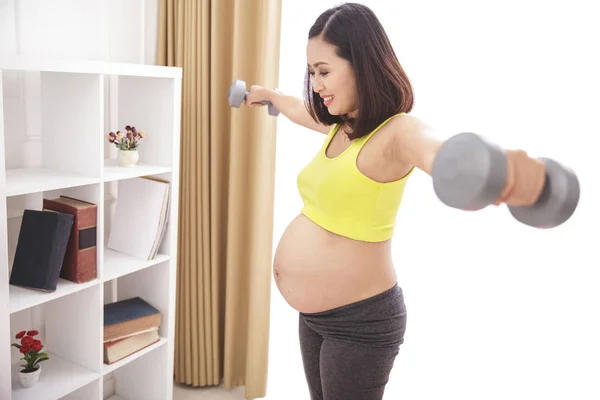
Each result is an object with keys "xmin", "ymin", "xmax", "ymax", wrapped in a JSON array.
[
  {"xmin": 118, "ymin": 149, "xmax": 139, "ymax": 167},
  {"xmin": 19, "ymin": 365, "xmax": 41, "ymax": 388}
]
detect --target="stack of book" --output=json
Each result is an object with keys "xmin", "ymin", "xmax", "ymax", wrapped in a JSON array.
[
  {"xmin": 107, "ymin": 176, "xmax": 170, "ymax": 261},
  {"xmin": 9, "ymin": 195, "xmax": 98, "ymax": 292},
  {"xmin": 103, "ymin": 296, "xmax": 161, "ymax": 365}
]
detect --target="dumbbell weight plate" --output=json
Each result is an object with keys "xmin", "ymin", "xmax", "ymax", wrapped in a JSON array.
[
  {"xmin": 228, "ymin": 80, "xmax": 247, "ymax": 108},
  {"xmin": 508, "ymin": 158, "xmax": 580, "ymax": 228},
  {"xmin": 432, "ymin": 132, "xmax": 507, "ymax": 211}
]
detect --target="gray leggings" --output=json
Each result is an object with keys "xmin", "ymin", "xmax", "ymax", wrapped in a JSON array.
[{"xmin": 299, "ymin": 284, "xmax": 407, "ymax": 400}]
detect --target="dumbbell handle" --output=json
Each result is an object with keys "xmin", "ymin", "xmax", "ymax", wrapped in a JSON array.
[
  {"xmin": 245, "ymin": 90, "xmax": 280, "ymax": 116},
  {"xmin": 246, "ymin": 92, "xmax": 271, "ymax": 107},
  {"xmin": 245, "ymin": 91, "xmax": 278, "ymax": 106},
  {"xmin": 497, "ymin": 150, "xmax": 547, "ymax": 206}
]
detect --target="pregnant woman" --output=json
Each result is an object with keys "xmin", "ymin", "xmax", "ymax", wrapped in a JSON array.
[{"xmin": 244, "ymin": 4, "xmax": 425, "ymax": 399}]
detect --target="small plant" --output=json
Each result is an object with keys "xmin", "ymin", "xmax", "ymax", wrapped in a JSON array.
[
  {"xmin": 107, "ymin": 125, "xmax": 146, "ymax": 151},
  {"xmin": 11, "ymin": 330, "xmax": 49, "ymax": 373}
]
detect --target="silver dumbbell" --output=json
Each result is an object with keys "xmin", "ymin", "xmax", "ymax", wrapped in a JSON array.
[
  {"xmin": 431, "ymin": 132, "xmax": 580, "ymax": 229},
  {"xmin": 228, "ymin": 80, "xmax": 280, "ymax": 117}
]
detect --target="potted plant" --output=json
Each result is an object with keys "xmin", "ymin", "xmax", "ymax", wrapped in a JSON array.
[
  {"xmin": 107, "ymin": 125, "xmax": 146, "ymax": 167},
  {"xmin": 11, "ymin": 330, "xmax": 49, "ymax": 388}
]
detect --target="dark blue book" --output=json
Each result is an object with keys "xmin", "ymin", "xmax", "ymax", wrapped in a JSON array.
[
  {"xmin": 104, "ymin": 297, "xmax": 161, "ymax": 342},
  {"xmin": 9, "ymin": 209, "xmax": 74, "ymax": 292}
]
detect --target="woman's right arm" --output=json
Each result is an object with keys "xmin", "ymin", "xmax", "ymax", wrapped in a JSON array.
[{"xmin": 244, "ymin": 85, "xmax": 331, "ymax": 135}]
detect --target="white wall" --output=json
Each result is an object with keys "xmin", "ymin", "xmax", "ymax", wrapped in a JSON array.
[
  {"xmin": 268, "ymin": 1, "xmax": 599, "ymax": 399},
  {"xmin": 0, "ymin": 0, "xmax": 159, "ymax": 170},
  {"xmin": 0, "ymin": 0, "xmax": 158, "ymax": 63},
  {"xmin": 0, "ymin": 1, "xmax": 159, "ymax": 398}
]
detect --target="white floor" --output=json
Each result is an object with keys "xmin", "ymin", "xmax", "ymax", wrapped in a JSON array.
[{"xmin": 173, "ymin": 382, "xmax": 246, "ymax": 400}]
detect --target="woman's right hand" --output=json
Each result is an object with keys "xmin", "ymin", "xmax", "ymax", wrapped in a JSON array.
[{"xmin": 244, "ymin": 85, "xmax": 272, "ymax": 108}]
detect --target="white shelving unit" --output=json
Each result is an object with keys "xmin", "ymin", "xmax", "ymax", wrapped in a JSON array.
[{"xmin": 0, "ymin": 56, "xmax": 182, "ymax": 400}]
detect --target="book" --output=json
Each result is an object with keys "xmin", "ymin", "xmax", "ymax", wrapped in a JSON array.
[
  {"xmin": 104, "ymin": 326, "xmax": 159, "ymax": 343},
  {"xmin": 107, "ymin": 177, "xmax": 170, "ymax": 260},
  {"xmin": 9, "ymin": 209, "xmax": 74, "ymax": 292},
  {"xmin": 43, "ymin": 196, "xmax": 97, "ymax": 283},
  {"xmin": 104, "ymin": 296, "xmax": 161, "ymax": 342},
  {"xmin": 144, "ymin": 176, "xmax": 171, "ymax": 259},
  {"xmin": 103, "ymin": 327, "xmax": 160, "ymax": 364}
]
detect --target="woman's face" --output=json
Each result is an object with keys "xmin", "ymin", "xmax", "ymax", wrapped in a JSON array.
[{"xmin": 306, "ymin": 36, "xmax": 358, "ymax": 118}]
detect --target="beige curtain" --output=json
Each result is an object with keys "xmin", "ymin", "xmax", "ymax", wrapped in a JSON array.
[{"xmin": 156, "ymin": 0, "xmax": 282, "ymax": 398}]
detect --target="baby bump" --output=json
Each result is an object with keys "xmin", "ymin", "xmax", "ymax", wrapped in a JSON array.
[{"xmin": 273, "ymin": 214, "xmax": 398, "ymax": 314}]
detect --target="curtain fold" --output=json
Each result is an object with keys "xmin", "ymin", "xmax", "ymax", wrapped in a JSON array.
[{"xmin": 157, "ymin": 0, "xmax": 282, "ymax": 398}]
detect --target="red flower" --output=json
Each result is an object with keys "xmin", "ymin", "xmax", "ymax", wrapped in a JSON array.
[
  {"xmin": 32, "ymin": 341, "xmax": 42, "ymax": 351},
  {"xmin": 21, "ymin": 336, "xmax": 34, "ymax": 347},
  {"xmin": 11, "ymin": 329, "xmax": 48, "ymax": 372}
]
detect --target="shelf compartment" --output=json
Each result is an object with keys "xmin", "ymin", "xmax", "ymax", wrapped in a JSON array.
[
  {"xmin": 101, "ymin": 263, "xmax": 172, "ymax": 394},
  {"xmin": 5, "ymin": 168, "xmax": 100, "ymax": 197},
  {"xmin": 103, "ymin": 336, "xmax": 167, "ymax": 376},
  {"xmin": 103, "ymin": 262, "xmax": 172, "ymax": 339},
  {"xmin": 110, "ymin": 337, "xmax": 170, "ymax": 400},
  {"xmin": 9, "ymin": 278, "xmax": 99, "ymax": 314},
  {"xmin": 10, "ymin": 285, "xmax": 102, "ymax": 399},
  {"xmin": 6, "ymin": 183, "xmax": 102, "ymax": 314},
  {"xmin": 103, "ymin": 171, "xmax": 174, "ymax": 264},
  {"xmin": 10, "ymin": 352, "xmax": 99, "ymax": 400},
  {"xmin": 102, "ymin": 73, "xmax": 177, "ymax": 172},
  {"xmin": 102, "ymin": 159, "xmax": 171, "ymax": 182},
  {"xmin": 2, "ymin": 70, "xmax": 103, "ymax": 182},
  {"xmin": 103, "ymin": 248, "xmax": 170, "ymax": 282}
]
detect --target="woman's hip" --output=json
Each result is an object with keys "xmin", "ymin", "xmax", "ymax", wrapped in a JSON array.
[{"xmin": 299, "ymin": 283, "xmax": 407, "ymax": 348}]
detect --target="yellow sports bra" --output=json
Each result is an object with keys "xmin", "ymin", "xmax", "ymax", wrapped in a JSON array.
[{"xmin": 297, "ymin": 113, "xmax": 414, "ymax": 242}]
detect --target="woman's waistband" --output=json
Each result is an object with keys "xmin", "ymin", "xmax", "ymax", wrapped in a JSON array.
[{"xmin": 300, "ymin": 283, "xmax": 403, "ymax": 320}]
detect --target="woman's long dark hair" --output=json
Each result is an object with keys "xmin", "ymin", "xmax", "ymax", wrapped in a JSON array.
[{"xmin": 304, "ymin": 3, "xmax": 414, "ymax": 140}]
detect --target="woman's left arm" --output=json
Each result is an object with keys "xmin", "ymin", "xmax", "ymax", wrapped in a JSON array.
[
  {"xmin": 387, "ymin": 115, "xmax": 443, "ymax": 176},
  {"xmin": 386, "ymin": 114, "xmax": 546, "ymax": 207},
  {"xmin": 386, "ymin": 114, "xmax": 580, "ymax": 229}
]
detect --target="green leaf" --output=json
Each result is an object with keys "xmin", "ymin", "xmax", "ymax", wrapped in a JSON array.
[{"xmin": 34, "ymin": 357, "xmax": 49, "ymax": 365}]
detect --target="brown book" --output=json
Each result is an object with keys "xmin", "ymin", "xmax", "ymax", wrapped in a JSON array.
[
  {"xmin": 42, "ymin": 196, "xmax": 97, "ymax": 283},
  {"xmin": 103, "ymin": 327, "xmax": 160, "ymax": 364}
]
